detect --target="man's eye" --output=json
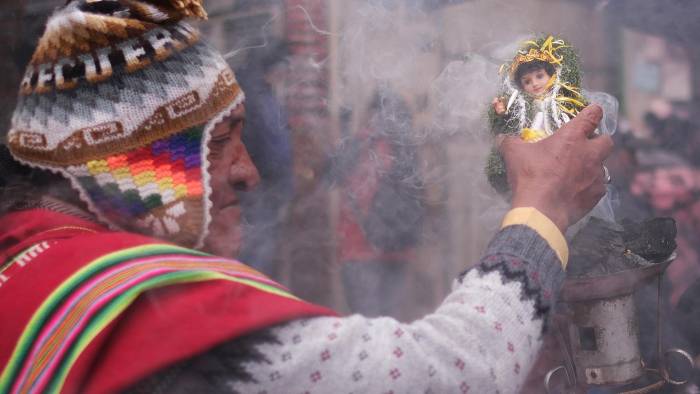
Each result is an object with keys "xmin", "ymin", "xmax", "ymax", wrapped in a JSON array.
[{"xmin": 210, "ymin": 135, "xmax": 230, "ymax": 148}]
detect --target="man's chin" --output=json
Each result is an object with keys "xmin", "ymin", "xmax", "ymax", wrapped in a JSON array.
[
  {"xmin": 204, "ymin": 207, "xmax": 243, "ymax": 258},
  {"xmin": 203, "ymin": 226, "xmax": 242, "ymax": 258}
]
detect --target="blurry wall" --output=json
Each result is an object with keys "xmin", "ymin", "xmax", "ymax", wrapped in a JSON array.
[
  {"xmin": 202, "ymin": 0, "xmax": 286, "ymax": 67},
  {"xmin": 621, "ymin": 29, "xmax": 693, "ymax": 138}
]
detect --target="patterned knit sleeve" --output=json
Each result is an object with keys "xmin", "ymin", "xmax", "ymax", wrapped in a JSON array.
[{"xmin": 220, "ymin": 224, "xmax": 565, "ymax": 393}]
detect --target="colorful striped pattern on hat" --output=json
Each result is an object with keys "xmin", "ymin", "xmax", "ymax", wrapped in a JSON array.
[{"xmin": 69, "ymin": 126, "xmax": 205, "ymax": 245}]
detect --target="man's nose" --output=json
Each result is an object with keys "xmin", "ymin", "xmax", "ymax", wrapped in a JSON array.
[{"xmin": 228, "ymin": 147, "xmax": 261, "ymax": 191}]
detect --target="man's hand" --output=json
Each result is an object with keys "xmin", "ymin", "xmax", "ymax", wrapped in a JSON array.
[{"xmin": 498, "ymin": 105, "xmax": 614, "ymax": 232}]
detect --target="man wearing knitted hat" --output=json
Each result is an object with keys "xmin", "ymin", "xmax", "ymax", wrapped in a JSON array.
[
  {"xmin": 0, "ymin": 1, "xmax": 612, "ymax": 393},
  {"xmin": 7, "ymin": 0, "xmax": 254, "ymax": 257}
]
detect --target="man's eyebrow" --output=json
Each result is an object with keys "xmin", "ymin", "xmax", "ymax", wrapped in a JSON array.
[
  {"xmin": 211, "ymin": 128, "xmax": 231, "ymax": 138},
  {"xmin": 211, "ymin": 133, "xmax": 229, "ymax": 140}
]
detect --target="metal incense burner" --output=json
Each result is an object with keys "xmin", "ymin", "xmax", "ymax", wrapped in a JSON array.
[{"xmin": 545, "ymin": 253, "xmax": 695, "ymax": 393}]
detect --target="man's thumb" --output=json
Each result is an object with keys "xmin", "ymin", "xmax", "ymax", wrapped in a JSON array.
[{"xmin": 563, "ymin": 104, "xmax": 603, "ymax": 139}]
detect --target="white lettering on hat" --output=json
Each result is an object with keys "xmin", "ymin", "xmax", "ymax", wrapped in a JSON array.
[
  {"xmin": 55, "ymin": 57, "xmax": 77, "ymax": 90},
  {"xmin": 79, "ymin": 46, "xmax": 114, "ymax": 84},
  {"xmin": 95, "ymin": 47, "xmax": 114, "ymax": 81},
  {"xmin": 21, "ymin": 22, "xmax": 200, "ymax": 95},
  {"xmin": 173, "ymin": 23, "xmax": 200, "ymax": 49},
  {"xmin": 119, "ymin": 38, "xmax": 149, "ymax": 72},
  {"xmin": 20, "ymin": 66, "xmax": 35, "ymax": 95},
  {"xmin": 36, "ymin": 63, "xmax": 54, "ymax": 93},
  {"xmin": 145, "ymin": 27, "xmax": 175, "ymax": 61}
]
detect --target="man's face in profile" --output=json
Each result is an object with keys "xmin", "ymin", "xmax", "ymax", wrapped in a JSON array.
[{"xmin": 204, "ymin": 106, "xmax": 261, "ymax": 257}]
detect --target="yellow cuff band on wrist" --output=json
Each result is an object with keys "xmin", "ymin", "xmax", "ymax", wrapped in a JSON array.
[{"xmin": 501, "ymin": 207, "xmax": 569, "ymax": 269}]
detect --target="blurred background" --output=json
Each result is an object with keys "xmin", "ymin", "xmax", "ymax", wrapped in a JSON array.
[{"xmin": 2, "ymin": 0, "xmax": 700, "ymax": 362}]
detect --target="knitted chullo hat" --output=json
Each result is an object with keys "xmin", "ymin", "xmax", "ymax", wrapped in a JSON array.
[{"xmin": 6, "ymin": 0, "xmax": 244, "ymax": 248}]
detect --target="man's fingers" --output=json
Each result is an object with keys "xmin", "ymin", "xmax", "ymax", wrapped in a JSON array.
[
  {"xmin": 585, "ymin": 185, "xmax": 606, "ymax": 214},
  {"xmin": 561, "ymin": 104, "xmax": 603, "ymax": 139},
  {"xmin": 591, "ymin": 181, "xmax": 607, "ymax": 206},
  {"xmin": 590, "ymin": 134, "xmax": 614, "ymax": 162},
  {"xmin": 496, "ymin": 134, "xmax": 523, "ymax": 154},
  {"xmin": 591, "ymin": 160, "xmax": 607, "ymax": 199},
  {"xmin": 578, "ymin": 173, "xmax": 607, "ymax": 215}
]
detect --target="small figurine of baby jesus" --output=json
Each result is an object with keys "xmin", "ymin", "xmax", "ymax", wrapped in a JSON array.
[
  {"xmin": 487, "ymin": 35, "xmax": 588, "ymax": 193},
  {"xmin": 493, "ymin": 58, "xmax": 557, "ymax": 140}
]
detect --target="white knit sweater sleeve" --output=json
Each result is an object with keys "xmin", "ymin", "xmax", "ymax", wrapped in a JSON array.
[{"xmin": 228, "ymin": 224, "xmax": 565, "ymax": 394}]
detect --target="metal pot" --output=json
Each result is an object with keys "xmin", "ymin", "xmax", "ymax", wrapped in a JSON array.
[{"xmin": 545, "ymin": 254, "xmax": 694, "ymax": 392}]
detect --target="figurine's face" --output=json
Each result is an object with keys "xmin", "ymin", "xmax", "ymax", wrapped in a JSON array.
[{"xmin": 519, "ymin": 68, "xmax": 551, "ymax": 96}]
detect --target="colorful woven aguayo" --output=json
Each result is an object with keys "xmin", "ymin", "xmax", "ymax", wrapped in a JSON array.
[
  {"xmin": 5, "ymin": 0, "xmax": 245, "ymax": 248},
  {"xmin": 0, "ymin": 209, "xmax": 335, "ymax": 394},
  {"xmin": 0, "ymin": 243, "xmax": 287, "ymax": 394}
]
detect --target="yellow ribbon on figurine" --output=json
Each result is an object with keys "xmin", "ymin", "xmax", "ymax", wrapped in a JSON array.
[
  {"xmin": 543, "ymin": 74, "xmax": 557, "ymax": 92},
  {"xmin": 559, "ymin": 82, "xmax": 583, "ymax": 98},
  {"xmin": 556, "ymin": 82, "xmax": 586, "ymax": 117},
  {"xmin": 521, "ymin": 128, "xmax": 548, "ymax": 142},
  {"xmin": 556, "ymin": 96, "xmax": 586, "ymax": 117}
]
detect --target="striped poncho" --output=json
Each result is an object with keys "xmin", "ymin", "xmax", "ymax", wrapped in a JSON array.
[{"xmin": 0, "ymin": 209, "xmax": 334, "ymax": 394}]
